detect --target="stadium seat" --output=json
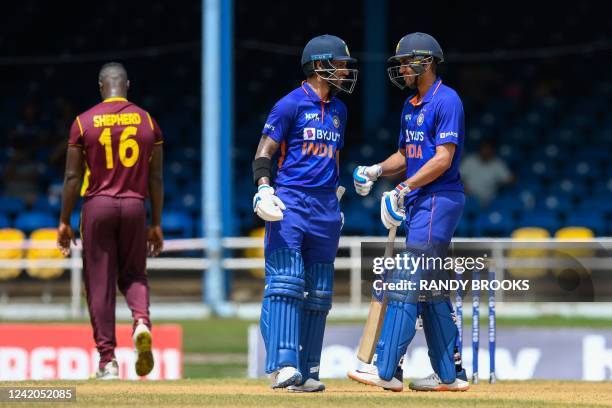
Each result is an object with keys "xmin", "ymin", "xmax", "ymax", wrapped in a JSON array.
[
  {"xmin": 553, "ymin": 227, "xmax": 595, "ymax": 278},
  {"xmin": 0, "ymin": 215, "xmax": 10, "ymax": 229},
  {"xmin": 26, "ymin": 228, "xmax": 64, "ymax": 280},
  {"xmin": 14, "ymin": 212, "xmax": 56, "ymax": 235},
  {"xmin": 0, "ymin": 196, "xmax": 25, "ymax": 217},
  {"xmin": 508, "ymin": 227, "xmax": 550, "ymax": 278},
  {"xmin": 162, "ymin": 211, "xmax": 193, "ymax": 238},
  {"xmin": 555, "ymin": 226, "xmax": 594, "ymax": 240},
  {"xmin": 473, "ymin": 210, "xmax": 514, "ymax": 237},
  {"xmin": 0, "ymin": 228, "xmax": 25, "ymax": 281},
  {"xmin": 563, "ymin": 213, "xmax": 605, "ymax": 235},
  {"xmin": 33, "ymin": 195, "xmax": 62, "ymax": 215},
  {"xmin": 518, "ymin": 210, "xmax": 561, "ymax": 233}
]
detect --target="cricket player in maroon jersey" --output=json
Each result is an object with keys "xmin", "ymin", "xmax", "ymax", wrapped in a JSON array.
[{"xmin": 57, "ymin": 62, "xmax": 164, "ymax": 379}]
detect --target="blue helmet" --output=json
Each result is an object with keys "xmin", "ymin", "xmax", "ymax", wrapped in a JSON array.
[
  {"xmin": 301, "ymin": 34, "xmax": 358, "ymax": 94},
  {"xmin": 387, "ymin": 32, "xmax": 443, "ymax": 90},
  {"xmin": 301, "ymin": 34, "xmax": 357, "ymax": 65},
  {"xmin": 389, "ymin": 32, "xmax": 444, "ymax": 63}
]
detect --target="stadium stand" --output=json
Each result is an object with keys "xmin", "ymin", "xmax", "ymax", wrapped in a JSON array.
[{"xmin": 0, "ymin": 0, "xmax": 610, "ymax": 239}]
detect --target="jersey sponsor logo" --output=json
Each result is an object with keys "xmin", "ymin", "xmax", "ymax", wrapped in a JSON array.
[
  {"xmin": 406, "ymin": 130, "xmax": 424, "ymax": 142},
  {"xmin": 332, "ymin": 115, "xmax": 340, "ymax": 129},
  {"xmin": 405, "ymin": 144, "xmax": 423, "ymax": 159},
  {"xmin": 405, "ymin": 114, "xmax": 412, "ymax": 122},
  {"xmin": 305, "ymin": 113, "xmax": 320, "ymax": 121},
  {"xmin": 264, "ymin": 123, "xmax": 275, "ymax": 132},
  {"xmin": 303, "ymin": 127, "xmax": 316, "ymax": 140},
  {"xmin": 439, "ymin": 131, "xmax": 458, "ymax": 139},
  {"xmin": 304, "ymin": 128, "xmax": 341, "ymax": 142},
  {"xmin": 417, "ymin": 113, "xmax": 425, "ymax": 126},
  {"xmin": 301, "ymin": 142, "xmax": 336, "ymax": 158}
]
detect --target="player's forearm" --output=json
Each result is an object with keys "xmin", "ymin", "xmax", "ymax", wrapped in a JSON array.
[
  {"xmin": 378, "ymin": 150, "xmax": 406, "ymax": 177},
  {"xmin": 59, "ymin": 175, "xmax": 81, "ymax": 224},
  {"xmin": 404, "ymin": 154, "xmax": 451, "ymax": 189},
  {"xmin": 253, "ymin": 135, "xmax": 279, "ymax": 187}
]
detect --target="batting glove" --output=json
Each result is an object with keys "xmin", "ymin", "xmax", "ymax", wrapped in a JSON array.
[
  {"xmin": 380, "ymin": 182, "xmax": 410, "ymax": 229},
  {"xmin": 353, "ymin": 165, "xmax": 382, "ymax": 196},
  {"xmin": 253, "ymin": 185, "xmax": 286, "ymax": 222}
]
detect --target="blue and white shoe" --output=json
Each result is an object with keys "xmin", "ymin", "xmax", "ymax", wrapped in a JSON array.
[{"xmin": 270, "ymin": 367, "xmax": 302, "ymax": 389}]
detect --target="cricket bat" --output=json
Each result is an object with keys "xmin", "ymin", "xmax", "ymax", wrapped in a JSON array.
[{"xmin": 356, "ymin": 225, "xmax": 397, "ymax": 363}]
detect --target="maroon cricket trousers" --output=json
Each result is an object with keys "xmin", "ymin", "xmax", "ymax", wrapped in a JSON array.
[{"xmin": 81, "ymin": 196, "xmax": 151, "ymax": 368}]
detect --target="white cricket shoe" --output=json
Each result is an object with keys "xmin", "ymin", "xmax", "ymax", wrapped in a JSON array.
[
  {"xmin": 287, "ymin": 378, "xmax": 326, "ymax": 392},
  {"xmin": 133, "ymin": 319, "xmax": 154, "ymax": 376},
  {"xmin": 95, "ymin": 359, "xmax": 119, "ymax": 380},
  {"xmin": 408, "ymin": 372, "xmax": 470, "ymax": 391},
  {"xmin": 347, "ymin": 364, "xmax": 403, "ymax": 392},
  {"xmin": 269, "ymin": 367, "xmax": 302, "ymax": 389}
]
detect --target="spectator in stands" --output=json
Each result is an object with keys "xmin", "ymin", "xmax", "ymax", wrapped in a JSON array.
[{"xmin": 460, "ymin": 138, "xmax": 513, "ymax": 207}]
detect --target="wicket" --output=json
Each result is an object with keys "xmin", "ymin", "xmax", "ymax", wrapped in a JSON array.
[{"xmin": 455, "ymin": 268, "xmax": 496, "ymax": 384}]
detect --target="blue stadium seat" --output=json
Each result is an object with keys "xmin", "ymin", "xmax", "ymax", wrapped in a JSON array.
[
  {"xmin": 473, "ymin": 210, "xmax": 514, "ymax": 237},
  {"xmin": 33, "ymin": 196, "xmax": 61, "ymax": 215},
  {"xmin": 534, "ymin": 194, "xmax": 573, "ymax": 214},
  {"xmin": 0, "ymin": 214, "xmax": 10, "ymax": 228},
  {"xmin": 0, "ymin": 196, "xmax": 25, "ymax": 217},
  {"xmin": 455, "ymin": 217, "xmax": 474, "ymax": 237},
  {"xmin": 14, "ymin": 212, "xmax": 57, "ymax": 234},
  {"xmin": 518, "ymin": 210, "xmax": 561, "ymax": 233},
  {"xmin": 462, "ymin": 197, "xmax": 481, "ymax": 220},
  {"xmin": 161, "ymin": 211, "xmax": 193, "ymax": 238},
  {"xmin": 564, "ymin": 213, "xmax": 606, "ymax": 235}
]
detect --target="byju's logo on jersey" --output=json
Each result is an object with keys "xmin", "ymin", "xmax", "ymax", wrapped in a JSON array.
[
  {"xmin": 305, "ymin": 113, "xmax": 320, "ymax": 121},
  {"xmin": 303, "ymin": 128, "xmax": 316, "ymax": 140}
]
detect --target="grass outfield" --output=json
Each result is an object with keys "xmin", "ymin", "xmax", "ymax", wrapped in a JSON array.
[{"xmin": 1, "ymin": 379, "xmax": 611, "ymax": 408}]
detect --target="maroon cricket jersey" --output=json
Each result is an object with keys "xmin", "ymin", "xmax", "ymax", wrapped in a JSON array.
[{"xmin": 68, "ymin": 97, "xmax": 163, "ymax": 199}]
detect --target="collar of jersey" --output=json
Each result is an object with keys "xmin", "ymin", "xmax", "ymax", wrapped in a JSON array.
[
  {"xmin": 301, "ymin": 81, "xmax": 332, "ymax": 104},
  {"xmin": 103, "ymin": 97, "xmax": 128, "ymax": 103},
  {"xmin": 409, "ymin": 77, "xmax": 442, "ymax": 106}
]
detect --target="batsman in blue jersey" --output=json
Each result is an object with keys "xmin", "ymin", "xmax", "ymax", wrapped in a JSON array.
[
  {"xmin": 251, "ymin": 34, "xmax": 357, "ymax": 392},
  {"xmin": 349, "ymin": 33, "xmax": 469, "ymax": 392}
]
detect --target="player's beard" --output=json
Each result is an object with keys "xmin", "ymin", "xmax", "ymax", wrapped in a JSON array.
[{"xmin": 404, "ymin": 75, "xmax": 418, "ymax": 90}]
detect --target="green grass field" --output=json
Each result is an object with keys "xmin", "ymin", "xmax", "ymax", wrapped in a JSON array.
[{"xmin": 1, "ymin": 379, "xmax": 611, "ymax": 408}]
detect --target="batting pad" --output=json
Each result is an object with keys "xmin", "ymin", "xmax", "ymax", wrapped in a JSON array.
[
  {"xmin": 261, "ymin": 248, "xmax": 305, "ymax": 373},
  {"xmin": 374, "ymin": 300, "xmax": 418, "ymax": 381},
  {"xmin": 299, "ymin": 263, "xmax": 334, "ymax": 382},
  {"xmin": 422, "ymin": 300, "xmax": 457, "ymax": 383}
]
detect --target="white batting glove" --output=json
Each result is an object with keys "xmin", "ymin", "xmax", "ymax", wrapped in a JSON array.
[
  {"xmin": 380, "ymin": 182, "xmax": 410, "ymax": 229},
  {"xmin": 253, "ymin": 185, "xmax": 286, "ymax": 222},
  {"xmin": 353, "ymin": 165, "xmax": 382, "ymax": 196}
]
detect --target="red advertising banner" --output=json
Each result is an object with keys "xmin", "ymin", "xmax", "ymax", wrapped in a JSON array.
[{"xmin": 0, "ymin": 324, "xmax": 182, "ymax": 380}]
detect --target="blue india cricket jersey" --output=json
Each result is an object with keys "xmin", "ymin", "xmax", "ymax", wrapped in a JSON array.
[
  {"xmin": 398, "ymin": 78, "xmax": 464, "ymax": 201},
  {"xmin": 262, "ymin": 81, "xmax": 346, "ymax": 191}
]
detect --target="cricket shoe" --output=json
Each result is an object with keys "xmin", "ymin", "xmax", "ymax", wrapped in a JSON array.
[
  {"xmin": 408, "ymin": 372, "xmax": 469, "ymax": 391},
  {"xmin": 133, "ymin": 319, "xmax": 154, "ymax": 376},
  {"xmin": 95, "ymin": 359, "xmax": 119, "ymax": 380},
  {"xmin": 287, "ymin": 378, "xmax": 326, "ymax": 393},
  {"xmin": 270, "ymin": 367, "xmax": 302, "ymax": 389},
  {"xmin": 347, "ymin": 364, "xmax": 403, "ymax": 392}
]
